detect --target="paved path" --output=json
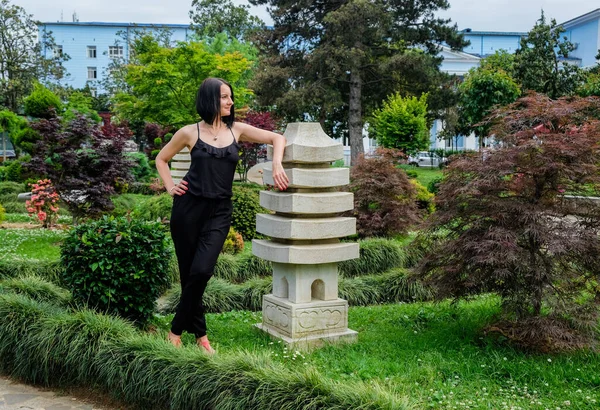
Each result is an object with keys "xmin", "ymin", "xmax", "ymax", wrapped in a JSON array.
[{"xmin": 0, "ymin": 377, "xmax": 110, "ymax": 410}]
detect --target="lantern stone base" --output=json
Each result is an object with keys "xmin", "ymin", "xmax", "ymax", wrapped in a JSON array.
[{"xmin": 257, "ymin": 294, "xmax": 358, "ymax": 350}]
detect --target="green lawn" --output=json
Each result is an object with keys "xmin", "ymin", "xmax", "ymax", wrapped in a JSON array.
[
  {"xmin": 3, "ymin": 226, "xmax": 599, "ymax": 409},
  {"xmin": 154, "ymin": 296, "xmax": 599, "ymax": 409},
  {"xmin": 0, "ymin": 228, "xmax": 66, "ymax": 262},
  {"xmin": 398, "ymin": 165, "xmax": 443, "ymax": 189}
]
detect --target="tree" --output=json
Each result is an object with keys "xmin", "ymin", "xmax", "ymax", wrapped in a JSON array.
[
  {"xmin": 458, "ymin": 68, "xmax": 521, "ymax": 146},
  {"xmin": 346, "ymin": 153, "xmax": 421, "ymax": 238},
  {"xmin": 0, "ymin": 0, "xmax": 68, "ymax": 112},
  {"xmin": 189, "ymin": 0, "xmax": 264, "ymax": 41},
  {"xmin": 480, "ymin": 49, "xmax": 516, "ymax": 77},
  {"xmin": 23, "ymin": 83, "xmax": 62, "ymax": 119},
  {"xmin": 0, "ymin": 109, "xmax": 25, "ymax": 160},
  {"xmin": 514, "ymin": 12, "xmax": 584, "ymax": 99},
  {"xmin": 415, "ymin": 94, "xmax": 600, "ymax": 350},
  {"xmin": 249, "ymin": 0, "xmax": 467, "ymax": 164},
  {"xmin": 27, "ymin": 113, "xmax": 134, "ymax": 220},
  {"xmin": 237, "ymin": 111, "xmax": 274, "ymax": 181},
  {"xmin": 112, "ymin": 34, "xmax": 254, "ymax": 128},
  {"xmin": 369, "ymin": 93, "xmax": 429, "ymax": 154}
]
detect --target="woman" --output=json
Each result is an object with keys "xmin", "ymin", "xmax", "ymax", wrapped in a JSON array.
[{"xmin": 156, "ymin": 77, "xmax": 289, "ymax": 353}]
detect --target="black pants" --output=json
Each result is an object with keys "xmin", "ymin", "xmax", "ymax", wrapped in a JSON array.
[{"xmin": 170, "ymin": 194, "xmax": 232, "ymax": 338}]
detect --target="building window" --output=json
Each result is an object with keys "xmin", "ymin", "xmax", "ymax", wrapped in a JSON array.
[
  {"xmin": 87, "ymin": 67, "xmax": 97, "ymax": 80},
  {"xmin": 53, "ymin": 45, "xmax": 63, "ymax": 57},
  {"xmin": 108, "ymin": 45, "xmax": 123, "ymax": 59},
  {"xmin": 87, "ymin": 46, "xmax": 97, "ymax": 58},
  {"xmin": 89, "ymin": 87, "xmax": 97, "ymax": 97}
]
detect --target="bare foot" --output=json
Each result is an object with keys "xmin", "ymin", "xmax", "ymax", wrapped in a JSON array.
[
  {"xmin": 197, "ymin": 336, "xmax": 215, "ymax": 354},
  {"xmin": 167, "ymin": 331, "xmax": 182, "ymax": 348}
]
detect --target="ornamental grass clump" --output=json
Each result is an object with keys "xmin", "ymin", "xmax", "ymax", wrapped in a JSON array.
[
  {"xmin": 414, "ymin": 93, "xmax": 600, "ymax": 351},
  {"xmin": 61, "ymin": 215, "xmax": 172, "ymax": 324}
]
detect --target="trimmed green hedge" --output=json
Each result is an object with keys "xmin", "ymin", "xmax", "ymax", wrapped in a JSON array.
[
  {"xmin": 162, "ymin": 268, "xmax": 431, "ymax": 314},
  {"xmin": 0, "ymin": 289, "xmax": 410, "ymax": 410}
]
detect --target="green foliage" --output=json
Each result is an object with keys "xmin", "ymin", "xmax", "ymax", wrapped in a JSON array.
[
  {"xmin": 62, "ymin": 91, "xmax": 101, "ymax": 123},
  {"xmin": 426, "ymin": 175, "xmax": 444, "ymax": 194},
  {"xmin": 339, "ymin": 238, "xmax": 408, "ymax": 278},
  {"xmin": 23, "ymin": 83, "xmax": 62, "ymax": 118},
  {"xmin": 514, "ymin": 12, "xmax": 584, "ymax": 99},
  {"xmin": 0, "ymin": 276, "xmax": 71, "ymax": 306},
  {"xmin": 370, "ymin": 93, "xmax": 429, "ymax": 154},
  {"xmin": 0, "ymin": 0, "xmax": 68, "ymax": 111},
  {"xmin": 60, "ymin": 216, "xmax": 172, "ymax": 323},
  {"xmin": 110, "ymin": 193, "xmax": 145, "ymax": 217},
  {"xmin": 131, "ymin": 192, "xmax": 172, "ymax": 221},
  {"xmin": 577, "ymin": 72, "xmax": 600, "ymax": 97},
  {"xmin": 231, "ymin": 185, "xmax": 265, "ymax": 240},
  {"xmin": 480, "ymin": 50, "xmax": 516, "ymax": 77},
  {"xmin": 113, "ymin": 35, "xmax": 254, "ymax": 128},
  {"xmin": 458, "ymin": 68, "xmax": 520, "ymax": 140},
  {"xmin": 12, "ymin": 127, "xmax": 41, "ymax": 155},
  {"xmin": 125, "ymin": 152, "xmax": 153, "ymax": 182},
  {"xmin": 190, "ymin": 0, "xmax": 264, "ymax": 40},
  {"xmin": 0, "ymin": 158, "xmax": 26, "ymax": 182},
  {"xmin": 221, "ymin": 226, "xmax": 244, "ymax": 254},
  {"xmin": 0, "ymin": 259, "xmax": 63, "ymax": 284},
  {"xmin": 0, "ymin": 181, "xmax": 23, "ymax": 195},
  {"xmin": 0, "ymin": 203, "xmax": 4, "ymax": 223},
  {"xmin": 251, "ymin": 1, "xmax": 467, "ymax": 163},
  {"xmin": 410, "ymin": 179, "xmax": 435, "ymax": 214}
]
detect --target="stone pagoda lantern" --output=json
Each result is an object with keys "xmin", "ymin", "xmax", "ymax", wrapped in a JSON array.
[{"xmin": 253, "ymin": 122, "xmax": 359, "ymax": 349}]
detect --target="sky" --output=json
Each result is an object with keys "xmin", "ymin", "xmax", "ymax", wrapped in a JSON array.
[{"xmin": 9, "ymin": 0, "xmax": 599, "ymax": 33}]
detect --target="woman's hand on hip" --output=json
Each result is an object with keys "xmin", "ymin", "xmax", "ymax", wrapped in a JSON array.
[
  {"xmin": 169, "ymin": 180, "xmax": 188, "ymax": 196},
  {"xmin": 271, "ymin": 162, "xmax": 289, "ymax": 191}
]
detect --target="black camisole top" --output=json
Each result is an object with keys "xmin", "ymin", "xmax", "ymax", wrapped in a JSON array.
[{"xmin": 181, "ymin": 122, "xmax": 240, "ymax": 199}]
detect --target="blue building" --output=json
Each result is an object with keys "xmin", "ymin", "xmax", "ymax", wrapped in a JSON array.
[
  {"xmin": 38, "ymin": 9, "xmax": 600, "ymax": 153},
  {"xmin": 38, "ymin": 22, "xmax": 192, "ymax": 94},
  {"xmin": 562, "ymin": 8, "xmax": 600, "ymax": 68}
]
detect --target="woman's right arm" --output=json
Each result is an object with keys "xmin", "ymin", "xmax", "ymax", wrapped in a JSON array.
[{"xmin": 155, "ymin": 127, "xmax": 191, "ymax": 196}]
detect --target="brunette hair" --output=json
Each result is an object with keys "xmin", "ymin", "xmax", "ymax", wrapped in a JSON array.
[{"xmin": 195, "ymin": 77, "xmax": 235, "ymax": 127}]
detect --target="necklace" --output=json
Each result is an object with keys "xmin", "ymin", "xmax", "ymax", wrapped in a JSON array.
[{"xmin": 203, "ymin": 123, "xmax": 222, "ymax": 141}]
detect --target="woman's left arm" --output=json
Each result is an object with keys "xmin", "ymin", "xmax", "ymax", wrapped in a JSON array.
[{"xmin": 236, "ymin": 123, "xmax": 289, "ymax": 191}]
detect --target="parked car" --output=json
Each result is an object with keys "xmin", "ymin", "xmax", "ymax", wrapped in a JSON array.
[{"xmin": 407, "ymin": 151, "xmax": 447, "ymax": 168}]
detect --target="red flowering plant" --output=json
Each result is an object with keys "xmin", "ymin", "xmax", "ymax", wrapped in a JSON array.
[{"xmin": 26, "ymin": 179, "xmax": 60, "ymax": 228}]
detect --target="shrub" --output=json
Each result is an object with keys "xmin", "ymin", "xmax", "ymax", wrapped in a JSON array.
[
  {"xmin": 60, "ymin": 216, "xmax": 173, "ymax": 323},
  {"xmin": 415, "ymin": 94, "xmax": 600, "ymax": 346},
  {"xmin": 426, "ymin": 175, "xmax": 444, "ymax": 194},
  {"xmin": 0, "ymin": 159, "xmax": 24, "ymax": 182},
  {"xmin": 410, "ymin": 179, "xmax": 435, "ymax": 214},
  {"xmin": 23, "ymin": 83, "xmax": 62, "ymax": 119},
  {"xmin": 150, "ymin": 149, "xmax": 161, "ymax": 160},
  {"xmin": 126, "ymin": 152, "xmax": 153, "ymax": 182},
  {"xmin": 110, "ymin": 194, "xmax": 148, "ymax": 217},
  {"xmin": 128, "ymin": 182, "xmax": 154, "ymax": 195},
  {"xmin": 0, "ymin": 199, "xmax": 25, "ymax": 213},
  {"xmin": 27, "ymin": 114, "xmax": 134, "ymax": 220},
  {"xmin": 346, "ymin": 154, "xmax": 422, "ymax": 238},
  {"xmin": 339, "ymin": 238, "xmax": 407, "ymax": 278},
  {"xmin": 231, "ymin": 185, "xmax": 266, "ymax": 240},
  {"xmin": 13, "ymin": 128, "xmax": 42, "ymax": 155},
  {"xmin": 0, "ymin": 203, "xmax": 4, "ymax": 224},
  {"xmin": 0, "ymin": 181, "xmax": 24, "ymax": 195},
  {"xmin": 221, "ymin": 227, "xmax": 244, "ymax": 255},
  {"xmin": 25, "ymin": 179, "xmax": 60, "ymax": 228},
  {"xmin": 131, "ymin": 193, "xmax": 172, "ymax": 221}
]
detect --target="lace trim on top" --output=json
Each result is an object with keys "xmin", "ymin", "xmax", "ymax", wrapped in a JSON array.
[{"xmin": 193, "ymin": 138, "xmax": 240, "ymax": 159}]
